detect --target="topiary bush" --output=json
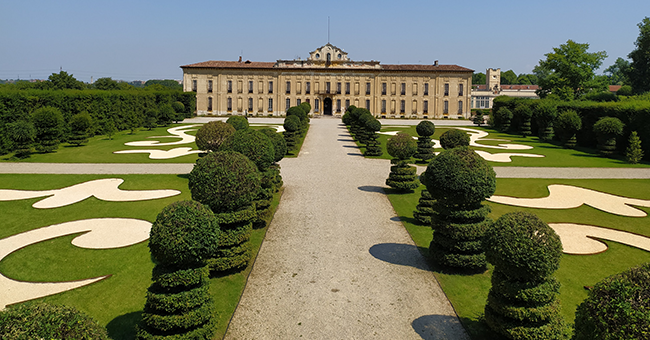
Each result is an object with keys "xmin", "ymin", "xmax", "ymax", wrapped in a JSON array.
[
  {"xmin": 221, "ymin": 129, "xmax": 275, "ymax": 172},
  {"xmin": 439, "ymin": 129, "xmax": 470, "ymax": 149},
  {"xmin": 31, "ymin": 106, "xmax": 64, "ymax": 153},
  {"xmin": 573, "ymin": 262, "xmax": 650, "ymax": 340},
  {"xmin": 0, "ymin": 303, "xmax": 109, "ymax": 340},
  {"xmin": 7, "ymin": 120, "xmax": 35, "ymax": 158},
  {"xmin": 554, "ymin": 110, "xmax": 582, "ymax": 148},
  {"xmin": 68, "ymin": 112, "xmax": 93, "ymax": 146},
  {"xmin": 138, "ymin": 200, "xmax": 219, "ymax": 340},
  {"xmin": 535, "ymin": 101, "xmax": 558, "ymax": 141},
  {"xmin": 415, "ymin": 121, "xmax": 436, "ymax": 163},
  {"xmin": 515, "ymin": 103, "xmax": 533, "ymax": 137},
  {"xmin": 226, "ymin": 115, "xmax": 249, "ymax": 131},
  {"xmin": 496, "ymin": 107, "xmax": 514, "ymax": 132},
  {"xmin": 286, "ymin": 106, "xmax": 309, "ymax": 133},
  {"xmin": 195, "ymin": 121, "xmax": 236, "ymax": 152},
  {"xmin": 593, "ymin": 117, "xmax": 624, "ymax": 157},
  {"xmin": 483, "ymin": 211, "xmax": 567, "ymax": 340},
  {"xmin": 259, "ymin": 128, "xmax": 287, "ymax": 164},
  {"xmin": 188, "ymin": 151, "xmax": 261, "ymax": 214},
  {"xmin": 413, "ymin": 173, "xmax": 436, "ymax": 226},
  {"xmin": 424, "ymin": 146, "xmax": 495, "ymax": 270},
  {"xmin": 385, "ymin": 132, "xmax": 419, "ymax": 191},
  {"xmin": 363, "ymin": 118, "xmax": 383, "ymax": 156},
  {"xmin": 626, "ymin": 131, "xmax": 644, "ymax": 164},
  {"xmin": 207, "ymin": 205, "xmax": 256, "ymax": 271},
  {"xmin": 473, "ymin": 110, "xmax": 485, "ymax": 126},
  {"xmin": 283, "ymin": 115, "xmax": 301, "ymax": 152}
]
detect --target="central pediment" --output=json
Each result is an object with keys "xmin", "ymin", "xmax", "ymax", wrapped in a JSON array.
[{"xmin": 308, "ymin": 43, "xmax": 349, "ymax": 62}]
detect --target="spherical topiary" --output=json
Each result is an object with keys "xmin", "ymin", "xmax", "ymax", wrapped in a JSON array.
[
  {"xmin": 424, "ymin": 146, "xmax": 495, "ymax": 206},
  {"xmin": 0, "ymin": 303, "xmax": 109, "ymax": 340},
  {"xmin": 259, "ymin": 128, "xmax": 287, "ymax": 163},
  {"xmin": 594, "ymin": 117, "xmax": 624, "ymax": 156},
  {"xmin": 299, "ymin": 101, "xmax": 311, "ymax": 114},
  {"xmin": 221, "ymin": 129, "xmax": 275, "ymax": 172},
  {"xmin": 195, "ymin": 121, "xmax": 236, "ymax": 152},
  {"xmin": 283, "ymin": 115, "xmax": 301, "ymax": 132},
  {"xmin": 226, "ymin": 116, "xmax": 249, "ymax": 130},
  {"xmin": 416, "ymin": 120, "xmax": 436, "ymax": 137},
  {"xmin": 148, "ymin": 200, "xmax": 220, "ymax": 268},
  {"xmin": 189, "ymin": 151, "xmax": 261, "ymax": 213},
  {"xmin": 554, "ymin": 110, "xmax": 582, "ymax": 148},
  {"xmin": 574, "ymin": 262, "xmax": 650, "ymax": 340},
  {"xmin": 286, "ymin": 106, "xmax": 307, "ymax": 120},
  {"xmin": 439, "ymin": 129, "xmax": 470, "ymax": 149},
  {"xmin": 387, "ymin": 132, "xmax": 417, "ymax": 160},
  {"xmin": 342, "ymin": 112, "xmax": 352, "ymax": 125},
  {"xmin": 365, "ymin": 118, "xmax": 381, "ymax": 133},
  {"xmin": 484, "ymin": 211, "xmax": 563, "ymax": 280}
]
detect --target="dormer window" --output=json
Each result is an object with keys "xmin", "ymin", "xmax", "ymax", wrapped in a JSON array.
[
  {"xmin": 327, "ymin": 53, "xmax": 331, "ymax": 63},
  {"xmin": 316, "ymin": 53, "xmax": 320, "ymax": 59},
  {"xmin": 337, "ymin": 53, "xmax": 342, "ymax": 59}
]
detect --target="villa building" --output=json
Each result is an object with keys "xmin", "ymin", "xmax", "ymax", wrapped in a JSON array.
[
  {"xmin": 181, "ymin": 44, "xmax": 473, "ymax": 119},
  {"xmin": 471, "ymin": 68, "xmax": 539, "ymax": 109}
]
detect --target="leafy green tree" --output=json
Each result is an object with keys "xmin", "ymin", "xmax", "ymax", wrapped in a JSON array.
[
  {"xmin": 626, "ymin": 131, "xmax": 644, "ymax": 163},
  {"xmin": 516, "ymin": 73, "xmax": 538, "ymax": 85},
  {"xmin": 535, "ymin": 40, "xmax": 608, "ymax": 100},
  {"xmin": 472, "ymin": 72, "xmax": 486, "ymax": 86},
  {"xmin": 158, "ymin": 104, "xmax": 175, "ymax": 126},
  {"xmin": 144, "ymin": 109, "xmax": 158, "ymax": 130},
  {"xmin": 500, "ymin": 70, "xmax": 518, "ymax": 85},
  {"xmin": 31, "ymin": 106, "xmax": 65, "ymax": 152},
  {"xmin": 48, "ymin": 71, "xmax": 85, "ymax": 90},
  {"xmin": 472, "ymin": 110, "xmax": 485, "ymax": 126},
  {"xmin": 7, "ymin": 120, "xmax": 35, "ymax": 158},
  {"xmin": 628, "ymin": 17, "xmax": 650, "ymax": 94},
  {"xmin": 68, "ymin": 112, "xmax": 93, "ymax": 146},
  {"xmin": 92, "ymin": 77, "xmax": 120, "ymax": 90},
  {"xmin": 604, "ymin": 57, "xmax": 631, "ymax": 85},
  {"xmin": 144, "ymin": 79, "xmax": 182, "ymax": 90},
  {"xmin": 172, "ymin": 101, "xmax": 186, "ymax": 122},
  {"xmin": 103, "ymin": 119, "xmax": 117, "ymax": 140},
  {"xmin": 0, "ymin": 303, "xmax": 109, "ymax": 339}
]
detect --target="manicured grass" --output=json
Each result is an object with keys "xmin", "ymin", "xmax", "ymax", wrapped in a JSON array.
[
  {"xmin": 0, "ymin": 173, "xmax": 283, "ymax": 340},
  {"xmin": 385, "ymin": 179, "xmax": 650, "ymax": 339},
  {"xmin": 352, "ymin": 125, "xmax": 650, "ymax": 168}
]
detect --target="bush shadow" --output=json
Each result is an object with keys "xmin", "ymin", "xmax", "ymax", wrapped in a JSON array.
[
  {"xmin": 369, "ymin": 243, "xmax": 431, "ymax": 271},
  {"xmin": 342, "ymin": 145, "xmax": 359, "ymax": 148},
  {"xmin": 337, "ymin": 138, "xmax": 355, "ymax": 142},
  {"xmin": 347, "ymin": 152, "xmax": 364, "ymax": 157},
  {"xmin": 106, "ymin": 311, "xmax": 142, "ymax": 340},
  {"xmin": 176, "ymin": 173, "xmax": 190, "ymax": 180},
  {"xmin": 358, "ymin": 185, "xmax": 385, "ymax": 193},
  {"xmin": 412, "ymin": 314, "xmax": 473, "ymax": 340}
]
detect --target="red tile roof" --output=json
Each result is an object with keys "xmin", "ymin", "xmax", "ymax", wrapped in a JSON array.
[
  {"xmin": 180, "ymin": 60, "xmax": 472, "ymax": 72},
  {"xmin": 474, "ymin": 84, "xmax": 539, "ymax": 90},
  {"xmin": 609, "ymin": 85, "xmax": 622, "ymax": 92}
]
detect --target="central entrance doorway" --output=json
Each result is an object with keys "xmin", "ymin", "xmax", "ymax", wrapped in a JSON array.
[{"xmin": 323, "ymin": 98, "xmax": 332, "ymax": 115}]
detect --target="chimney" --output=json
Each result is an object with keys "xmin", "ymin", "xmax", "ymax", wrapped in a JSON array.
[
  {"xmin": 238, "ymin": 56, "xmax": 242, "ymax": 63},
  {"xmin": 434, "ymin": 60, "xmax": 439, "ymax": 66}
]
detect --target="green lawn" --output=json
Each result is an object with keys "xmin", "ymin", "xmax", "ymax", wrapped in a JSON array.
[
  {"xmin": 386, "ymin": 179, "xmax": 650, "ymax": 339},
  {"xmin": 355, "ymin": 125, "xmax": 650, "ymax": 168},
  {"xmin": 0, "ymin": 173, "xmax": 282, "ymax": 340}
]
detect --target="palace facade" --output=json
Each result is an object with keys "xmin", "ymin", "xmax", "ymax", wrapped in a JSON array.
[{"xmin": 181, "ymin": 44, "xmax": 473, "ymax": 119}]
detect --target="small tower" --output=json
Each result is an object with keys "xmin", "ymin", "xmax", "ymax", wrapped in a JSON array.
[{"xmin": 486, "ymin": 68, "xmax": 501, "ymax": 92}]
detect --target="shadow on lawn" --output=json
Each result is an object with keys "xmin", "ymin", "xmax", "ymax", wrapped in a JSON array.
[
  {"xmin": 369, "ymin": 243, "xmax": 432, "ymax": 271},
  {"xmin": 107, "ymin": 311, "xmax": 142, "ymax": 340},
  {"xmin": 412, "ymin": 314, "xmax": 473, "ymax": 340}
]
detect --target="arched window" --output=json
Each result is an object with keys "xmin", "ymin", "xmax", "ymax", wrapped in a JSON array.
[{"xmin": 326, "ymin": 53, "xmax": 331, "ymax": 63}]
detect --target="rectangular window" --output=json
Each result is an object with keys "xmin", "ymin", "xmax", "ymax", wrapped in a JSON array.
[
  {"xmin": 336, "ymin": 99, "xmax": 341, "ymax": 112},
  {"xmin": 366, "ymin": 82, "xmax": 371, "ymax": 95},
  {"xmin": 400, "ymin": 83, "xmax": 406, "ymax": 95},
  {"xmin": 423, "ymin": 100, "xmax": 429, "ymax": 113},
  {"xmin": 248, "ymin": 98, "xmax": 253, "ymax": 112},
  {"xmin": 237, "ymin": 81, "xmax": 242, "ymax": 94},
  {"xmin": 400, "ymin": 100, "xmax": 405, "ymax": 113},
  {"xmin": 297, "ymin": 98, "xmax": 301, "ymax": 106},
  {"xmin": 345, "ymin": 82, "xmax": 350, "ymax": 95},
  {"xmin": 286, "ymin": 98, "xmax": 290, "ymax": 110},
  {"xmin": 192, "ymin": 80, "xmax": 197, "ymax": 92},
  {"xmin": 424, "ymin": 83, "xmax": 429, "ymax": 95},
  {"xmin": 286, "ymin": 81, "xmax": 291, "ymax": 94},
  {"xmin": 326, "ymin": 82, "xmax": 331, "ymax": 94},
  {"xmin": 306, "ymin": 82, "xmax": 311, "ymax": 94},
  {"xmin": 412, "ymin": 83, "xmax": 418, "ymax": 96},
  {"xmin": 248, "ymin": 81, "xmax": 253, "ymax": 94},
  {"xmin": 444, "ymin": 100, "xmax": 449, "ymax": 114},
  {"xmin": 381, "ymin": 100, "xmax": 386, "ymax": 113},
  {"xmin": 297, "ymin": 82, "xmax": 302, "ymax": 94},
  {"xmin": 208, "ymin": 80, "xmax": 213, "ymax": 93},
  {"xmin": 268, "ymin": 81, "xmax": 273, "ymax": 94},
  {"xmin": 268, "ymin": 98, "xmax": 273, "ymax": 111},
  {"xmin": 381, "ymin": 82, "xmax": 386, "ymax": 95},
  {"xmin": 444, "ymin": 83, "xmax": 449, "ymax": 96},
  {"xmin": 336, "ymin": 82, "xmax": 341, "ymax": 94},
  {"xmin": 366, "ymin": 99, "xmax": 370, "ymax": 110},
  {"xmin": 345, "ymin": 99, "xmax": 350, "ymax": 110},
  {"xmin": 458, "ymin": 100, "xmax": 463, "ymax": 114},
  {"xmin": 315, "ymin": 99, "xmax": 320, "ymax": 112},
  {"xmin": 227, "ymin": 97, "xmax": 232, "ymax": 111},
  {"xmin": 227, "ymin": 80, "xmax": 232, "ymax": 93},
  {"xmin": 459, "ymin": 84, "xmax": 464, "ymax": 96},
  {"xmin": 207, "ymin": 97, "xmax": 213, "ymax": 111}
]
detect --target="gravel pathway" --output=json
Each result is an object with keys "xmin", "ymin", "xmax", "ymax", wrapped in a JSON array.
[{"xmin": 224, "ymin": 118, "xmax": 469, "ymax": 339}]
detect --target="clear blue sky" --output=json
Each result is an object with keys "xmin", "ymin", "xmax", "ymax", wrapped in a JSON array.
[{"xmin": 1, "ymin": 0, "xmax": 648, "ymax": 82}]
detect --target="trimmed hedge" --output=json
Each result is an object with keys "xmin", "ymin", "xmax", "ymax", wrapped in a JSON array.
[
  {"xmin": 574, "ymin": 262, "xmax": 650, "ymax": 340},
  {"xmin": 226, "ymin": 115, "xmax": 249, "ymax": 131},
  {"xmin": 424, "ymin": 146, "xmax": 495, "ymax": 270},
  {"xmin": 439, "ymin": 129, "xmax": 470, "ymax": 149},
  {"xmin": 195, "ymin": 121, "xmax": 235, "ymax": 152},
  {"xmin": 221, "ymin": 129, "xmax": 275, "ymax": 172},
  {"xmin": 0, "ymin": 303, "xmax": 109, "ymax": 340},
  {"xmin": 283, "ymin": 115, "xmax": 301, "ymax": 151},
  {"xmin": 386, "ymin": 159, "xmax": 420, "ymax": 192},
  {"xmin": 259, "ymin": 128, "xmax": 287, "ymax": 163},
  {"xmin": 483, "ymin": 211, "xmax": 567, "ymax": 340},
  {"xmin": 189, "ymin": 151, "xmax": 261, "ymax": 214},
  {"xmin": 31, "ymin": 106, "xmax": 65, "ymax": 153},
  {"xmin": 554, "ymin": 110, "xmax": 581, "ymax": 148}
]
